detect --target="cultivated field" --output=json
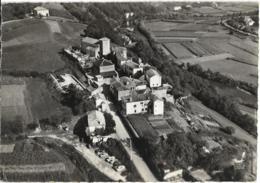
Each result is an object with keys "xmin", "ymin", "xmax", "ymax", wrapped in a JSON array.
[
  {"xmin": 163, "ymin": 42, "xmax": 195, "ymax": 59},
  {"xmin": 0, "ymin": 139, "xmax": 83, "ymax": 181},
  {"xmin": 144, "ymin": 18, "xmax": 258, "ymax": 86}
]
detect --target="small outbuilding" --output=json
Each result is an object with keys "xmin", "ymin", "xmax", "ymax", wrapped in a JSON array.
[{"xmin": 33, "ymin": 6, "xmax": 50, "ymax": 17}]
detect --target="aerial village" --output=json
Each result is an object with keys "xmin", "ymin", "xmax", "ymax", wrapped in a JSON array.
[
  {"xmin": 45, "ymin": 9, "xmax": 250, "ymax": 181},
  {"xmin": 1, "ymin": 4, "xmax": 256, "ymax": 182}
]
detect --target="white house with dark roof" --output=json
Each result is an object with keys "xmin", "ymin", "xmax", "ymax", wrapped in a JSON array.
[
  {"xmin": 33, "ymin": 6, "xmax": 49, "ymax": 17},
  {"xmin": 122, "ymin": 92, "xmax": 150, "ymax": 115},
  {"xmin": 145, "ymin": 68, "xmax": 162, "ymax": 88}
]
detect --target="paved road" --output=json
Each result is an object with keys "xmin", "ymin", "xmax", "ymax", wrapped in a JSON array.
[
  {"xmin": 29, "ymin": 134, "xmax": 126, "ymax": 181},
  {"xmin": 101, "ymin": 95, "xmax": 158, "ymax": 182}
]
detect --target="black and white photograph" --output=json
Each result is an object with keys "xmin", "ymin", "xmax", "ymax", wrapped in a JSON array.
[{"xmin": 0, "ymin": 0, "xmax": 258, "ymax": 182}]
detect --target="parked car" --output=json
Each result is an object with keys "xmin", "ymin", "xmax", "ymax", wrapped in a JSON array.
[
  {"xmin": 105, "ymin": 156, "xmax": 116, "ymax": 164},
  {"xmin": 113, "ymin": 165, "xmax": 126, "ymax": 173},
  {"xmin": 99, "ymin": 152, "xmax": 109, "ymax": 159}
]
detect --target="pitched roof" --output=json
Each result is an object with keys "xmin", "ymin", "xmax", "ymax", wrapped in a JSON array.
[
  {"xmin": 125, "ymin": 61, "xmax": 139, "ymax": 69},
  {"xmin": 99, "ymin": 37, "xmax": 110, "ymax": 41},
  {"xmin": 111, "ymin": 76, "xmax": 136, "ymax": 91},
  {"xmin": 190, "ymin": 169, "xmax": 211, "ymax": 181},
  {"xmin": 146, "ymin": 68, "xmax": 161, "ymax": 78},
  {"xmin": 82, "ymin": 37, "xmax": 99, "ymax": 45}
]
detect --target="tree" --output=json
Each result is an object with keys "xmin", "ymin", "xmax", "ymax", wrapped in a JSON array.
[
  {"xmin": 104, "ymin": 112, "xmax": 116, "ymax": 134},
  {"xmin": 62, "ymin": 84, "xmax": 86, "ymax": 115}
]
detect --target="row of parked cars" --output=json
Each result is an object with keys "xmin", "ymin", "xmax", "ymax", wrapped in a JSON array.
[{"xmin": 95, "ymin": 149, "xmax": 127, "ymax": 173}]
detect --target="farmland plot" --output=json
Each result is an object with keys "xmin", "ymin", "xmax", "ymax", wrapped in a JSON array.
[
  {"xmin": 205, "ymin": 39, "xmax": 258, "ymax": 66},
  {"xmin": 1, "ymin": 83, "xmax": 33, "ymax": 135},
  {"xmin": 229, "ymin": 40, "xmax": 258, "ymax": 56},
  {"xmin": 145, "ymin": 21, "xmax": 180, "ymax": 31},
  {"xmin": 0, "ymin": 163, "xmax": 66, "ymax": 173},
  {"xmin": 153, "ymin": 31, "xmax": 201, "ymax": 37},
  {"xmin": 198, "ymin": 39, "xmax": 224, "ymax": 54},
  {"xmin": 164, "ymin": 43, "xmax": 195, "ymax": 59},
  {"xmin": 181, "ymin": 42, "xmax": 211, "ymax": 56}
]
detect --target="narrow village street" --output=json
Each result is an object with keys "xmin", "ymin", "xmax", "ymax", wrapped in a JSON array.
[{"xmin": 101, "ymin": 94, "xmax": 158, "ymax": 182}]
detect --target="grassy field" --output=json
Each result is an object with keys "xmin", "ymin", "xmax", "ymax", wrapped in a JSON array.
[
  {"xmin": 2, "ymin": 18, "xmax": 85, "ymax": 73},
  {"xmin": 200, "ymin": 59, "xmax": 258, "ymax": 85}
]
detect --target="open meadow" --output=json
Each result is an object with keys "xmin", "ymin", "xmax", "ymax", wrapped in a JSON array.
[{"xmin": 2, "ymin": 18, "xmax": 85, "ymax": 73}]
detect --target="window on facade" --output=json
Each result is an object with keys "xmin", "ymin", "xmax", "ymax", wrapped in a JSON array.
[
  {"xmin": 133, "ymin": 104, "xmax": 137, "ymax": 108},
  {"xmin": 134, "ymin": 110, "xmax": 137, "ymax": 113}
]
